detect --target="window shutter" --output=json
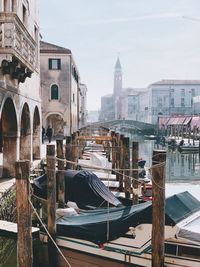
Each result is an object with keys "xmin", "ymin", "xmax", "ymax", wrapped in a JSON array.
[
  {"xmin": 49, "ymin": 59, "xmax": 52, "ymax": 69},
  {"xmin": 58, "ymin": 59, "xmax": 61, "ymax": 69}
]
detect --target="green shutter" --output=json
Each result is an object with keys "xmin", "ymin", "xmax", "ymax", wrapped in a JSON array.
[{"xmin": 51, "ymin": 85, "xmax": 59, "ymax": 100}]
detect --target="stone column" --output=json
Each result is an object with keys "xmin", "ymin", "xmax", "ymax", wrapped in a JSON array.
[{"xmin": 3, "ymin": 133, "xmax": 17, "ymax": 177}]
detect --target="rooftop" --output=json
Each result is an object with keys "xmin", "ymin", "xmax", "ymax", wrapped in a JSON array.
[
  {"xmin": 40, "ymin": 41, "xmax": 71, "ymax": 54},
  {"xmin": 150, "ymin": 79, "xmax": 200, "ymax": 86}
]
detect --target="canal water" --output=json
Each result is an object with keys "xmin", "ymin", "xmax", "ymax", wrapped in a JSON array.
[
  {"xmin": 127, "ymin": 133, "xmax": 200, "ymax": 200},
  {"xmin": 1, "ymin": 135, "xmax": 200, "ymax": 266}
]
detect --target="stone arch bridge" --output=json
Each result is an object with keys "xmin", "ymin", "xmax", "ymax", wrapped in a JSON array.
[{"xmin": 87, "ymin": 120, "xmax": 156, "ymax": 135}]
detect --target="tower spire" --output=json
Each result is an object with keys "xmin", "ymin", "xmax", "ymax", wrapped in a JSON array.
[{"xmin": 115, "ymin": 56, "xmax": 121, "ymax": 69}]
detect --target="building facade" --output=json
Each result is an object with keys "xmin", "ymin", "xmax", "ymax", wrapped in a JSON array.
[
  {"xmin": 99, "ymin": 94, "xmax": 115, "ymax": 121},
  {"xmin": 79, "ymin": 83, "xmax": 87, "ymax": 128},
  {"xmin": 193, "ymin": 95, "xmax": 200, "ymax": 115},
  {"xmin": 0, "ymin": 0, "xmax": 41, "ymax": 177},
  {"xmin": 121, "ymin": 88, "xmax": 147, "ymax": 121},
  {"xmin": 40, "ymin": 41, "xmax": 81, "ymax": 137},
  {"xmin": 147, "ymin": 80, "xmax": 200, "ymax": 124}
]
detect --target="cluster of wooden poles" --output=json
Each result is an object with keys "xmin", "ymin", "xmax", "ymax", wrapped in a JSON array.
[{"xmin": 15, "ymin": 127, "xmax": 167, "ymax": 267}]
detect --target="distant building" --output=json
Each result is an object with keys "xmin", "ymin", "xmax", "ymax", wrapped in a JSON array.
[
  {"xmin": 147, "ymin": 80, "xmax": 200, "ymax": 124},
  {"xmin": 79, "ymin": 83, "xmax": 87, "ymax": 128},
  {"xmin": 40, "ymin": 41, "xmax": 81, "ymax": 136},
  {"xmin": 99, "ymin": 94, "xmax": 115, "ymax": 121},
  {"xmin": 193, "ymin": 95, "xmax": 200, "ymax": 115},
  {"xmin": 121, "ymin": 88, "xmax": 147, "ymax": 120},
  {"xmin": 0, "ymin": 0, "xmax": 41, "ymax": 177},
  {"xmin": 100, "ymin": 60, "xmax": 200, "ymax": 126}
]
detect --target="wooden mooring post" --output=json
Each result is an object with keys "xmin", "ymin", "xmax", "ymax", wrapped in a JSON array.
[
  {"xmin": 47, "ymin": 145, "xmax": 57, "ymax": 267},
  {"xmin": 118, "ymin": 134, "xmax": 124, "ymax": 192},
  {"xmin": 115, "ymin": 133, "xmax": 120, "ymax": 182},
  {"xmin": 151, "ymin": 149, "xmax": 166, "ymax": 267},
  {"xmin": 56, "ymin": 139, "xmax": 65, "ymax": 208},
  {"xmin": 132, "ymin": 142, "xmax": 139, "ymax": 204},
  {"xmin": 123, "ymin": 137, "xmax": 131, "ymax": 199},
  {"xmin": 65, "ymin": 136, "xmax": 72, "ymax": 169},
  {"xmin": 71, "ymin": 133, "xmax": 76, "ymax": 170},
  {"xmin": 15, "ymin": 160, "xmax": 33, "ymax": 267},
  {"xmin": 111, "ymin": 131, "xmax": 117, "ymax": 173}
]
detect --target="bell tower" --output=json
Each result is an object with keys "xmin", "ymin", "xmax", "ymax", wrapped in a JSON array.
[
  {"xmin": 113, "ymin": 57, "xmax": 122, "ymax": 98},
  {"xmin": 113, "ymin": 57, "xmax": 122, "ymax": 119}
]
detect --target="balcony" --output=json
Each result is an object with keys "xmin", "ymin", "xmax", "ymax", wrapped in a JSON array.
[{"xmin": 0, "ymin": 13, "xmax": 37, "ymax": 82}]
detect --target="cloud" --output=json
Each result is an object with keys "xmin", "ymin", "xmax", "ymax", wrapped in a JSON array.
[{"xmin": 71, "ymin": 12, "xmax": 181, "ymax": 25}]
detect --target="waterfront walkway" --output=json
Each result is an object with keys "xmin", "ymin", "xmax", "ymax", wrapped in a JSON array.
[{"xmin": 0, "ymin": 140, "xmax": 54, "ymax": 198}]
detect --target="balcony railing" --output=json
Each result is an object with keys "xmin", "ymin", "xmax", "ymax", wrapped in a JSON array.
[{"xmin": 0, "ymin": 12, "xmax": 37, "ymax": 73}]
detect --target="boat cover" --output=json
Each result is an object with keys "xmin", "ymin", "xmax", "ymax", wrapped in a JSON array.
[
  {"xmin": 165, "ymin": 191, "xmax": 200, "ymax": 224},
  {"xmin": 177, "ymin": 213, "xmax": 200, "ymax": 244},
  {"xmin": 56, "ymin": 201, "xmax": 151, "ymax": 244},
  {"xmin": 55, "ymin": 191, "xmax": 200, "ymax": 244},
  {"xmin": 32, "ymin": 170, "xmax": 121, "ymax": 209}
]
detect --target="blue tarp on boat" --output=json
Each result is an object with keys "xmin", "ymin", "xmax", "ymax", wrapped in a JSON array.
[
  {"xmin": 55, "ymin": 191, "xmax": 200, "ymax": 244},
  {"xmin": 56, "ymin": 202, "xmax": 152, "ymax": 244}
]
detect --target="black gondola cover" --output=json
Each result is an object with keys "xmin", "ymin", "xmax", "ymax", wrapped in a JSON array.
[{"xmin": 32, "ymin": 170, "xmax": 121, "ymax": 208}]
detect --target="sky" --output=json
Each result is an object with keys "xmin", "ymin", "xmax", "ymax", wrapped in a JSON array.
[{"xmin": 39, "ymin": 0, "xmax": 200, "ymax": 111}]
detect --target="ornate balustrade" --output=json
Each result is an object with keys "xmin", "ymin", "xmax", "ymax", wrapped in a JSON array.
[{"xmin": 0, "ymin": 13, "xmax": 37, "ymax": 82}]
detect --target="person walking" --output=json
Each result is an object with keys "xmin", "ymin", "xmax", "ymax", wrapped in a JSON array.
[
  {"xmin": 46, "ymin": 125, "xmax": 53, "ymax": 143},
  {"xmin": 42, "ymin": 126, "xmax": 45, "ymax": 144}
]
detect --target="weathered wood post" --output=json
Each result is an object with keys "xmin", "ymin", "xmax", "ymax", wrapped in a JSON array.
[
  {"xmin": 47, "ymin": 145, "xmax": 57, "ymax": 267},
  {"xmin": 56, "ymin": 139, "xmax": 65, "ymax": 208},
  {"xmin": 132, "ymin": 142, "xmax": 139, "ymax": 204},
  {"xmin": 118, "ymin": 134, "xmax": 124, "ymax": 192},
  {"xmin": 75, "ymin": 131, "xmax": 79, "ymax": 161},
  {"xmin": 111, "ymin": 131, "xmax": 117, "ymax": 173},
  {"xmin": 65, "ymin": 136, "xmax": 72, "ymax": 169},
  {"xmin": 151, "ymin": 149, "xmax": 166, "ymax": 267},
  {"xmin": 115, "ymin": 133, "xmax": 120, "ymax": 181},
  {"xmin": 123, "ymin": 137, "xmax": 131, "ymax": 199},
  {"xmin": 15, "ymin": 160, "xmax": 33, "ymax": 267},
  {"xmin": 71, "ymin": 133, "xmax": 76, "ymax": 170}
]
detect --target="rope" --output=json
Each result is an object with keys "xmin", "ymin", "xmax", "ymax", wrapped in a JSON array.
[
  {"xmin": 43, "ymin": 153, "xmax": 166, "ymax": 193},
  {"xmin": 29, "ymin": 199, "xmax": 72, "ymax": 267},
  {"xmin": 44, "ymin": 155, "xmax": 166, "ymax": 190}
]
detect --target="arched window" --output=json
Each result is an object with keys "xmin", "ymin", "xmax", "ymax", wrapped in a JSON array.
[{"xmin": 51, "ymin": 84, "xmax": 59, "ymax": 100}]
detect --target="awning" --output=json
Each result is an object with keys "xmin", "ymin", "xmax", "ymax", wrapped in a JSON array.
[
  {"xmin": 183, "ymin": 116, "xmax": 192, "ymax": 125},
  {"xmin": 158, "ymin": 117, "xmax": 170, "ymax": 128},
  {"xmin": 167, "ymin": 117, "xmax": 177, "ymax": 125},
  {"xmin": 190, "ymin": 116, "xmax": 200, "ymax": 129},
  {"xmin": 176, "ymin": 116, "xmax": 186, "ymax": 125}
]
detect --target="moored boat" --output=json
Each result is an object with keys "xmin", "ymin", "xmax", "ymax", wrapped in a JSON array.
[
  {"xmin": 38, "ymin": 191, "xmax": 200, "ymax": 267},
  {"xmin": 178, "ymin": 143, "xmax": 200, "ymax": 153}
]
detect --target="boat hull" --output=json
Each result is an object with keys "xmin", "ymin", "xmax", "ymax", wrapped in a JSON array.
[{"xmin": 39, "ymin": 234, "xmax": 200, "ymax": 267}]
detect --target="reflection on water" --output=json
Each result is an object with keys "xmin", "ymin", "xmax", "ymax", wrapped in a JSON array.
[
  {"xmin": 127, "ymin": 134, "xmax": 200, "ymax": 182},
  {"xmin": 166, "ymin": 149, "xmax": 200, "ymax": 182}
]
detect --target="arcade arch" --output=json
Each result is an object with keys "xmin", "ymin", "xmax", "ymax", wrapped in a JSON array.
[
  {"xmin": 0, "ymin": 97, "xmax": 18, "ymax": 177},
  {"xmin": 45, "ymin": 113, "xmax": 65, "ymax": 137},
  {"xmin": 20, "ymin": 103, "xmax": 31, "ymax": 160},
  {"xmin": 32, "ymin": 106, "xmax": 40, "ymax": 159}
]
